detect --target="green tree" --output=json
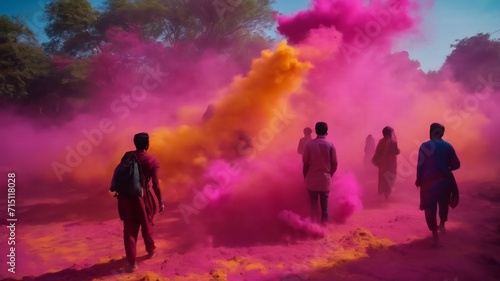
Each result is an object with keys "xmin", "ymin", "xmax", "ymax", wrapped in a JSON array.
[
  {"xmin": 26, "ymin": 57, "xmax": 91, "ymax": 116},
  {"xmin": 97, "ymin": 0, "xmax": 165, "ymax": 40},
  {"xmin": 97, "ymin": 0, "xmax": 200, "ymax": 44},
  {"xmin": 0, "ymin": 16, "xmax": 50, "ymax": 101},
  {"xmin": 443, "ymin": 33, "xmax": 500, "ymax": 92},
  {"xmin": 188, "ymin": 0, "xmax": 276, "ymax": 50},
  {"xmin": 97, "ymin": 0, "xmax": 275, "ymax": 50},
  {"xmin": 44, "ymin": 0, "xmax": 100, "ymax": 57},
  {"xmin": 42, "ymin": 0, "xmax": 276, "ymax": 57}
]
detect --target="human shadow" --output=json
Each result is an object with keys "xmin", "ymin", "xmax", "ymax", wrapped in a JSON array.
[
  {"xmin": 271, "ymin": 229, "xmax": 500, "ymax": 281},
  {"xmin": 162, "ymin": 192, "xmax": 315, "ymax": 251},
  {"xmin": 2, "ymin": 255, "xmax": 153, "ymax": 281},
  {"xmin": 270, "ymin": 184, "xmax": 500, "ymax": 281},
  {"xmin": 152, "ymin": 197, "xmax": 313, "ymax": 253},
  {"xmin": 14, "ymin": 190, "xmax": 117, "ymax": 226}
]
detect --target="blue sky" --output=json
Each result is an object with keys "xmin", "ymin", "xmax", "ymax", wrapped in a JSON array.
[{"xmin": 1, "ymin": 0, "xmax": 499, "ymax": 71}]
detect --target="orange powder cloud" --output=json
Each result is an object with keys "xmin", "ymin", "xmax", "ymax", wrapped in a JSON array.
[{"xmin": 147, "ymin": 41, "xmax": 311, "ymax": 200}]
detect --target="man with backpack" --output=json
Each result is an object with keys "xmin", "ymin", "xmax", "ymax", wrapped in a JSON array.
[{"xmin": 110, "ymin": 132, "xmax": 164, "ymax": 272}]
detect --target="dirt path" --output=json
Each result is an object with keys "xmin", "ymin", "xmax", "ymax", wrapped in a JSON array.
[{"xmin": 1, "ymin": 181, "xmax": 499, "ymax": 281}]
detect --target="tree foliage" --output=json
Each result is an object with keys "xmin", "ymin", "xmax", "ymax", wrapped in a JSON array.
[
  {"xmin": 96, "ymin": 0, "xmax": 168, "ymax": 40},
  {"xmin": 27, "ymin": 57, "xmax": 91, "ymax": 116},
  {"xmin": 0, "ymin": 15, "xmax": 91, "ymax": 115},
  {"xmin": 42, "ymin": 0, "xmax": 276, "ymax": 58},
  {"xmin": 1, "ymin": 0, "xmax": 276, "ymax": 115},
  {"xmin": 44, "ymin": 0, "xmax": 100, "ymax": 57},
  {"xmin": 443, "ymin": 33, "xmax": 500, "ymax": 92},
  {"xmin": 188, "ymin": 0, "xmax": 275, "ymax": 52},
  {"xmin": 0, "ymin": 16, "xmax": 50, "ymax": 100}
]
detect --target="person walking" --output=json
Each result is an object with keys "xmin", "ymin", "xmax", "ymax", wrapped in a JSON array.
[
  {"xmin": 111, "ymin": 133, "xmax": 164, "ymax": 272},
  {"xmin": 372, "ymin": 126, "xmax": 400, "ymax": 199},
  {"xmin": 297, "ymin": 127, "xmax": 313, "ymax": 155},
  {"xmin": 302, "ymin": 122, "xmax": 338, "ymax": 225},
  {"xmin": 416, "ymin": 123, "xmax": 460, "ymax": 246}
]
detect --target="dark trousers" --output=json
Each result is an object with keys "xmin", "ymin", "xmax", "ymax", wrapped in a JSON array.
[
  {"xmin": 308, "ymin": 190, "xmax": 329, "ymax": 223},
  {"xmin": 420, "ymin": 179, "xmax": 451, "ymax": 231},
  {"xmin": 118, "ymin": 196, "xmax": 156, "ymax": 265}
]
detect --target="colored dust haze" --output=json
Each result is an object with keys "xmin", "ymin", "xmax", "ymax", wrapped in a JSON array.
[{"xmin": 1, "ymin": 0, "xmax": 499, "ymax": 248}]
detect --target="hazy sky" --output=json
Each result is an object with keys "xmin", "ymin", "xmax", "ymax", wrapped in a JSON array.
[{"xmin": 1, "ymin": 0, "xmax": 499, "ymax": 71}]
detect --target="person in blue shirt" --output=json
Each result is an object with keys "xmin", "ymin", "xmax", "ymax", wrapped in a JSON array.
[{"xmin": 416, "ymin": 123, "xmax": 460, "ymax": 246}]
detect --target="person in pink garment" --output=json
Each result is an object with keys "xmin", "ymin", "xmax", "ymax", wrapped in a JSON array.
[
  {"xmin": 364, "ymin": 134, "xmax": 376, "ymax": 172},
  {"xmin": 372, "ymin": 126, "xmax": 400, "ymax": 199},
  {"xmin": 116, "ymin": 133, "xmax": 164, "ymax": 272},
  {"xmin": 302, "ymin": 122, "xmax": 338, "ymax": 224},
  {"xmin": 297, "ymin": 127, "xmax": 312, "ymax": 155}
]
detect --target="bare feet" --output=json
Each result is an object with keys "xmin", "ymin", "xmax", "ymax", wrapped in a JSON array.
[
  {"xmin": 147, "ymin": 250, "xmax": 157, "ymax": 259},
  {"xmin": 438, "ymin": 224, "xmax": 446, "ymax": 233},
  {"xmin": 431, "ymin": 230, "xmax": 440, "ymax": 247},
  {"xmin": 127, "ymin": 263, "xmax": 138, "ymax": 272}
]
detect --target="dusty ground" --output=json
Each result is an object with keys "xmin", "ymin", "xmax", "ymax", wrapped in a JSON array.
[{"xmin": 1, "ymin": 179, "xmax": 499, "ymax": 281}]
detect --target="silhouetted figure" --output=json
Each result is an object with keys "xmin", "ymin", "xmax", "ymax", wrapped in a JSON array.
[
  {"xmin": 111, "ymin": 133, "xmax": 164, "ymax": 272},
  {"xmin": 416, "ymin": 123, "xmax": 460, "ymax": 246},
  {"xmin": 235, "ymin": 129, "xmax": 254, "ymax": 157},
  {"xmin": 364, "ymin": 134, "xmax": 376, "ymax": 171},
  {"xmin": 297, "ymin": 127, "xmax": 313, "ymax": 155},
  {"xmin": 372, "ymin": 126, "xmax": 400, "ymax": 199},
  {"xmin": 201, "ymin": 104, "xmax": 214, "ymax": 123},
  {"xmin": 302, "ymin": 122, "xmax": 338, "ymax": 224}
]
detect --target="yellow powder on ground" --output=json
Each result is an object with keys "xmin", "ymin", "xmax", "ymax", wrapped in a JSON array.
[
  {"xmin": 209, "ymin": 269, "xmax": 228, "ymax": 281},
  {"xmin": 350, "ymin": 228, "xmax": 393, "ymax": 249},
  {"xmin": 215, "ymin": 256, "xmax": 269, "ymax": 275},
  {"xmin": 244, "ymin": 262, "xmax": 268, "ymax": 274},
  {"xmin": 24, "ymin": 233, "xmax": 91, "ymax": 263},
  {"xmin": 215, "ymin": 256, "xmax": 246, "ymax": 272},
  {"xmin": 310, "ymin": 228, "xmax": 393, "ymax": 270}
]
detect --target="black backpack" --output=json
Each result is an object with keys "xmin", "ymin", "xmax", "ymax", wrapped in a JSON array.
[{"xmin": 110, "ymin": 151, "xmax": 144, "ymax": 197}]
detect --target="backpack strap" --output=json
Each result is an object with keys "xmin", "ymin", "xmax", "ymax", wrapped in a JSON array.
[
  {"xmin": 134, "ymin": 151, "xmax": 158, "ymax": 224},
  {"xmin": 133, "ymin": 151, "xmax": 147, "ymax": 193}
]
